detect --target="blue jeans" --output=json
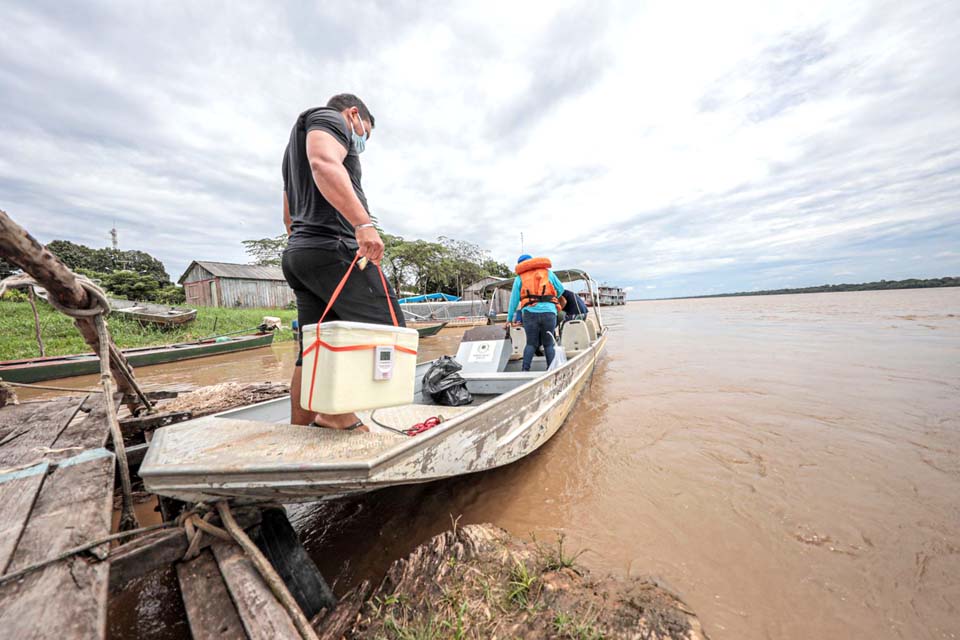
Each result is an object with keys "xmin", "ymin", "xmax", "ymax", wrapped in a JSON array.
[{"xmin": 521, "ymin": 310, "xmax": 557, "ymax": 371}]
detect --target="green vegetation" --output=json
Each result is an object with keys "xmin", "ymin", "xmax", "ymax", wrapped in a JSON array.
[
  {"xmin": 507, "ymin": 560, "xmax": 537, "ymax": 608},
  {"xmin": 686, "ymin": 276, "xmax": 959, "ymax": 299},
  {"xmin": 43, "ymin": 239, "xmax": 185, "ymax": 303},
  {"xmin": 242, "ymin": 233, "xmax": 512, "ymax": 297},
  {"xmin": 0, "ymin": 299, "xmax": 296, "ymax": 360},
  {"xmin": 347, "ymin": 525, "xmax": 697, "ymax": 640},
  {"xmin": 539, "ymin": 533, "xmax": 587, "ymax": 572}
]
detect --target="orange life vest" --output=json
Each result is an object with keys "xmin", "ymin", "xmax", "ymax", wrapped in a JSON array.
[{"xmin": 516, "ymin": 257, "xmax": 562, "ymax": 313}]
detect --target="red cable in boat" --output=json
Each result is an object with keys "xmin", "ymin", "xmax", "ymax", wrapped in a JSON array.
[{"xmin": 405, "ymin": 416, "xmax": 442, "ymax": 436}]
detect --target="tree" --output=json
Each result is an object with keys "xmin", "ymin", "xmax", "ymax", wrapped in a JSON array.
[
  {"xmin": 47, "ymin": 240, "xmax": 99, "ymax": 272},
  {"xmin": 482, "ymin": 259, "xmax": 513, "ymax": 278},
  {"xmin": 46, "ymin": 240, "xmax": 172, "ymax": 285},
  {"xmin": 101, "ymin": 270, "xmax": 164, "ymax": 301},
  {"xmin": 242, "ymin": 235, "xmax": 287, "ymax": 266},
  {"xmin": 121, "ymin": 250, "xmax": 170, "ymax": 284},
  {"xmin": 155, "ymin": 285, "xmax": 186, "ymax": 304}
]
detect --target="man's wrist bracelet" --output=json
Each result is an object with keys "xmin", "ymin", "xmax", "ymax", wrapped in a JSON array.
[{"xmin": 355, "ymin": 223, "xmax": 375, "ymax": 230}]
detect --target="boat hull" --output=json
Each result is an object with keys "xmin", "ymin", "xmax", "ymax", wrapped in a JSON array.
[
  {"xmin": 113, "ymin": 308, "xmax": 198, "ymax": 326},
  {"xmin": 108, "ymin": 298, "xmax": 198, "ymax": 327},
  {"xmin": 410, "ymin": 321, "xmax": 448, "ymax": 337},
  {"xmin": 140, "ymin": 333, "xmax": 606, "ymax": 503},
  {"xmin": 0, "ymin": 333, "xmax": 275, "ymax": 383}
]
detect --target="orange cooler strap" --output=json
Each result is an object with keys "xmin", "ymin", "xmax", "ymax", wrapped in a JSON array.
[{"xmin": 303, "ymin": 255, "xmax": 414, "ymax": 410}]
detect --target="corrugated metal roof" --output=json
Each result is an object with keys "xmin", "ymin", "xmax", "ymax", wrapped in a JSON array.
[{"xmin": 178, "ymin": 260, "xmax": 285, "ymax": 283}]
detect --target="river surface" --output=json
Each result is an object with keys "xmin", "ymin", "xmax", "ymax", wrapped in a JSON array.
[{"xmin": 50, "ymin": 288, "xmax": 959, "ymax": 639}]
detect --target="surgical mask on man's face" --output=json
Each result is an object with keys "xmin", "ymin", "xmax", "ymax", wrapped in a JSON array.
[{"xmin": 351, "ymin": 113, "xmax": 368, "ymax": 154}]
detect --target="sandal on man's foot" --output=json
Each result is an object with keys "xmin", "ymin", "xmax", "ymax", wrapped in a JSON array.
[{"xmin": 309, "ymin": 420, "xmax": 367, "ymax": 432}]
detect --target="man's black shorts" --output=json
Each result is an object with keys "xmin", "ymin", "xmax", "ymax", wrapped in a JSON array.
[{"xmin": 281, "ymin": 245, "xmax": 405, "ymax": 366}]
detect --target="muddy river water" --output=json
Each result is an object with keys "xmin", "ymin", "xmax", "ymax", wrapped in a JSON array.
[{"xmin": 33, "ymin": 288, "xmax": 958, "ymax": 639}]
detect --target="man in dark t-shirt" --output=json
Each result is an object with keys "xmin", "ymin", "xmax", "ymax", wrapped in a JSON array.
[{"xmin": 280, "ymin": 93, "xmax": 404, "ymax": 430}]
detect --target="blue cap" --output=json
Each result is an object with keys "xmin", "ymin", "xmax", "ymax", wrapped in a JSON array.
[{"xmin": 517, "ymin": 254, "xmax": 532, "ymax": 264}]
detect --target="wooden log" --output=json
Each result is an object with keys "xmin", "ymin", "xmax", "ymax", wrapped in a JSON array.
[
  {"xmin": 0, "ymin": 449, "xmax": 115, "ymax": 639},
  {"xmin": 314, "ymin": 581, "xmax": 370, "ymax": 640},
  {"xmin": 120, "ymin": 411, "xmax": 192, "ymax": 440},
  {"xmin": 107, "ymin": 509, "xmax": 261, "ymax": 592},
  {"xmin": 121, "ymin": 390, "xmax": 180, "ymax": 405},
  {"xmin": 0, "ymin": 462, "xmax": 48, "ymax": 572},
  {"xmin": 176, "ymin": 550, "xmax": 248, "ymax": 640},
  {"xmin": 0, "ymin": 209, "xmax": 139, "ymax": 397},
  {"xmin": 212, "ymin": 540, "xmax": 302, "ymax": 640}
]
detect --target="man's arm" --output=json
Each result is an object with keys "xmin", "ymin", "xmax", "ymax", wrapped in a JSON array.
[
  {"xmin": 306, "ymin": 130, "xmax": 383, "ymax": 262},
  {"xmin": 283, "ymin": 191, "xmax": 292, "ymax": 236}
]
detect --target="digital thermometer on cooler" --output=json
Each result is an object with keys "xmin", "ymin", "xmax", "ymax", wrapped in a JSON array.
[{"xmin": 374, "ymin": 345, "xmax": 395, "ymax": 380}]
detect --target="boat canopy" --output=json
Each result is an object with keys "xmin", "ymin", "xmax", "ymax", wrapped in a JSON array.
[
  {"xmin": 398, "ymin": 292, "xmax": 460, "ymax": 303},
  {"xmin": 479, "ymin": 269, "xmax": 594, "ymax": 296}
]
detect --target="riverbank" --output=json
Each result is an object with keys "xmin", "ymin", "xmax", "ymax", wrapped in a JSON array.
[
  {"xmin": 319, "ymin": 523, "xmax": 707, "ymax": 639},
  {"xmin": 0, "ymin": 299, "xmax": 297, "ymax": 360}
]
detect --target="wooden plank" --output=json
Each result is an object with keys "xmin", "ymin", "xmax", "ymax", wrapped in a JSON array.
[
  {"xmin": 51, "ymin": 393, "xmax": 120, "ymax": 452},
  {"xmin": 108, "ymin": 509, "xmax": 261, "ymax": 592},
  {"xmin": 0, "ymin": 449, "xmax": 115, "ymax": 639},
  {"xmin": 0, "ymin": 462, "xmax": 48, "ymax": 572},
  {"xmin": 212, "ymin": 541, "xmax": 301, "ymax": 640},
  {"xmin": 177, "ymin": 550, "xmax": 248, "ymax": 640},
  {"xmin": 124, "ymin": 442, "xmax": 150, "ymax": 468},
  {"xmin": 109, "ymin": 529, "xmax": 187, "ymax": 592},
  {"xmin": 0, "ymin": 396, "xmax": 85, "ymax": 467}
]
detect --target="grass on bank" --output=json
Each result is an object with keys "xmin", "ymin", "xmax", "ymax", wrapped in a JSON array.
[{"xmin": 0, "ymin": 299, "xmax": 297, "ymax": 360}]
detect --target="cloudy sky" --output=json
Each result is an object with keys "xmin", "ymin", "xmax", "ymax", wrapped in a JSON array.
[{"xmin": 2, "ymin": 0, "xmax": 958, "ymax": 298}]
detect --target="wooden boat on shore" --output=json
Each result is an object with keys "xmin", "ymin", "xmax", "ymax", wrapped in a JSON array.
[
  {"xmin": 409, "ymin": 321, "xmax": 449, "ymax": 337},
  {"xmin": 0, "ymin": 332, "xmax": 275, "ymax": 383},
  {"xmin": 109, "ymin": 298, "xmax": 198, "ymax": 327},
  {"xmin": 140, "ymin": 270, "xmax": 606, "ymax": 503}
]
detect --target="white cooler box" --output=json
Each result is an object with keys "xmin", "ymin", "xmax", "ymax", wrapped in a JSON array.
[{"xmin": 300, "ymin": 320, "xmax": 419, "ymax": 414}]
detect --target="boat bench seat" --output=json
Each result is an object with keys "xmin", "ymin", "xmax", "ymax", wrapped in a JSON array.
[
  {"xmin": 508, "ymin": 325, "xmax": 526, "ymax": 360},
  {"xmin": 560, "ymin": 319, "xmax": 591, "ymax": 353},
  {"xmin": 585, "ymin": 317, "xmax": 598, "ymax": 341}
]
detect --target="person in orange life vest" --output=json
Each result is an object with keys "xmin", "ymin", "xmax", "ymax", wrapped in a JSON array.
[{"xmin": 506, "ymin": 255, "xmax": 565, "ymax": 371}]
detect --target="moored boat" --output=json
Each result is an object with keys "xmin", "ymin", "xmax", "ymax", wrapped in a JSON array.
[
  {"xmin": 139, "ymin": 269, "xmax": 606, "ymax": 503},
  {"xmin": 409, "ymin": 321, "xmax": 449, "ymax": 337},
  {"xmin": 0, "ymin": 332, "xmax": 275, "ymax": 383},
  {"xmin": 109, "ymin": 298, "xmax": 198, "ymax": 327}
]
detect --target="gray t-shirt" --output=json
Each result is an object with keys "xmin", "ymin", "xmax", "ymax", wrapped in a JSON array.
[{"xmin": 282, "ymin": 107, "xmax": 368, "ymax": 251}]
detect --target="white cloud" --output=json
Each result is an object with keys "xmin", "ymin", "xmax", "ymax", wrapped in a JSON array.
[{"xmin": 1, "ymin": 0, "xmax": 958, "ymax": 297}]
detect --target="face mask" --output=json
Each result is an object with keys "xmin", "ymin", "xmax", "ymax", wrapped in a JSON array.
[{"xmin": 351, "ymin": 112, "xmax": 368, "ymax": 154}]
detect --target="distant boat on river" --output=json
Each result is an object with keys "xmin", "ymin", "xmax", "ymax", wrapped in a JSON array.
[
  {"xmin": 578, "ymin": 285, "xmax": 626, "ymax": 306},
  {"xmin": 409, "ymin": 321, "xmax": 449, "ymax": 337}
]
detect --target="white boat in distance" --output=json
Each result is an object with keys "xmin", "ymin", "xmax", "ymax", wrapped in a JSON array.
[{"xmin": 140, "ymin": 270, "xmax": 606, "ymax": 503}]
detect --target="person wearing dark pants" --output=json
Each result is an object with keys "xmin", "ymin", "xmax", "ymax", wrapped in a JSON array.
[
  {"xmin": 281, "ymin": 93, "xmax": 404, "ymax": 431},
  {"xmin": 506, "ymin": 254, "xmax": 565, "ymax": 371},
  {"xmin": 520, "ymin": 309, "xmax": 558, "ymax": 371}
]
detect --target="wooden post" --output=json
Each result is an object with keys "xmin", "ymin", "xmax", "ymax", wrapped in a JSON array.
[
  {"xmin": 26, "ymin": 287, "xmax": 45, "ymax": 357},
  {"xmin": 0, "ymin": 209, "xmax": 137, "ymax": 396}
]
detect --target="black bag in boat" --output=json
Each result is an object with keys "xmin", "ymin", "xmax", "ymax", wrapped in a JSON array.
[{"xmin": 422, "ymin": 355, "xmax": 473, "ymax": 406}]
